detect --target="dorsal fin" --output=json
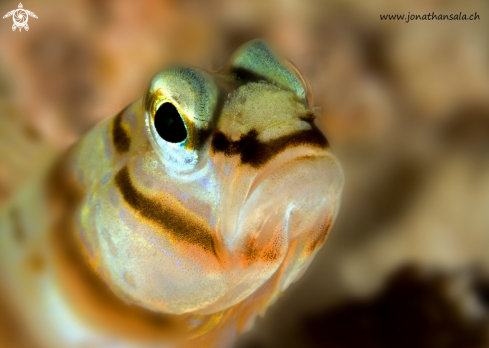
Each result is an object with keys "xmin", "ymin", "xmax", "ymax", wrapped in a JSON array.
[{"xmin": 225, "ymin": 40, "xmax": 310, "ymax": 103}]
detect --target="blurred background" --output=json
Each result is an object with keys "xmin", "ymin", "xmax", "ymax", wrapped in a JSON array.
[{"xmin": 1, "ymin": 0, "xmax": 489, "ymax": 347}]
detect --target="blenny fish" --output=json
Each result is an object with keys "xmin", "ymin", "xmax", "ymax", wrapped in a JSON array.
[{"xmin": 0, "ymin": 40, "xmax": 343, "ymax": 348}]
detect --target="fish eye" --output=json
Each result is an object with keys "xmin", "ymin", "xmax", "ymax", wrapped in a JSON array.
[{"xmin": 154, "ymin": 102, "xmax": 187, "ymax": 143}]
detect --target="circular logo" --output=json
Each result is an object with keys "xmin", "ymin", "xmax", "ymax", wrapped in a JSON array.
[{"xmin": 13, "ymin": 9, "xmax": 28, "ymax": 28}]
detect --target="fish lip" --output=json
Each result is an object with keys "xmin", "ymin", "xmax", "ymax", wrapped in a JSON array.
[{"xmin": 244, "ymin": 145, "xmax": 326, "ymax": 203}]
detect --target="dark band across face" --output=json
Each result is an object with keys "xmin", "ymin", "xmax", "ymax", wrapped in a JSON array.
[
  {"xmin": 211, "ymin": 126, "xmax": 329, "ymax": 168},
  {"xmin": 112, "ymin": 109, "xmax": 131, "ymax": 154},
  {"xmin": 114, "ymin": 166, "xmax": 219, "ymax": 258}
]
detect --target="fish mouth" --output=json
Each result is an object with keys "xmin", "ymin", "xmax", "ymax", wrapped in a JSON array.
[{"xmin": 245, "ymin": 145, "xmax": 327, "ymax": 202}]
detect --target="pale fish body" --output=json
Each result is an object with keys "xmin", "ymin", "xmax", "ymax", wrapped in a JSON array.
[{"xmin": 0, "ymin": 40, "xmax": 344, "ymax": 348}]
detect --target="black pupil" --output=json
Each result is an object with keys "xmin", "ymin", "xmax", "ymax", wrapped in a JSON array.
[{"xmin": 154, "ymin": 103, "xmax": 187, "ymax": 143}]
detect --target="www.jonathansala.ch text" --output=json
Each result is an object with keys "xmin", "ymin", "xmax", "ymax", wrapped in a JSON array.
[{"xmin": 380, "ymin": 12, "xmax": 480, "ymax": 23}]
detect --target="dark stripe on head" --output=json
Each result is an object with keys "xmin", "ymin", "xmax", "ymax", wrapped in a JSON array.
[
  {"xmin": 115, "ymin": 167, "xmax": 218, "ymax": 257},
  {"xmin": 112, "ymin": 109, "xmax": 130, "ymax": 153},
  {"xmin": 211, "ymin": 126, "xmax": 328, "ymax": 167}
]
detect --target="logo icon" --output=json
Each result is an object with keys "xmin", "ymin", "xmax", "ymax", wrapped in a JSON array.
[{"xmin": 3, "ymin": 3, "xmax": 37, "ymax": 32}]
